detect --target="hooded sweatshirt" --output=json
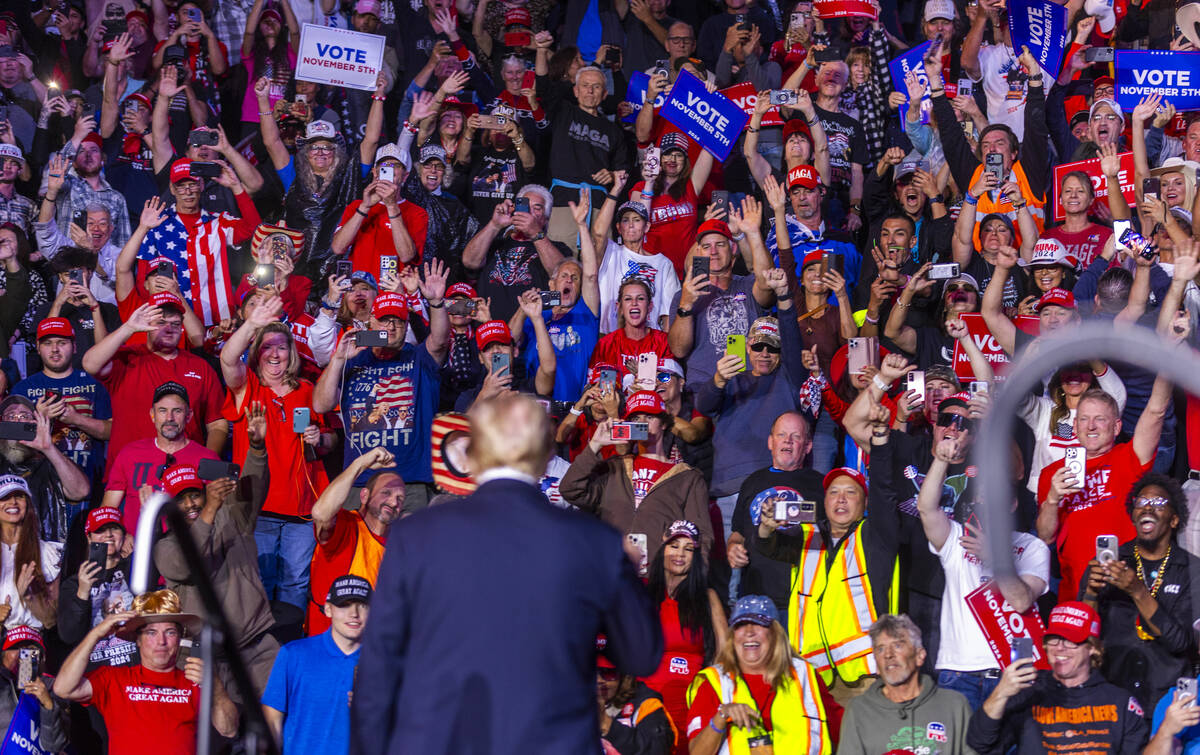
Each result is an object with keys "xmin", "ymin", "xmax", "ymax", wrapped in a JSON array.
[{"xmin": 838, "ymin": 674, "xmax": 975, "ymax": 755}]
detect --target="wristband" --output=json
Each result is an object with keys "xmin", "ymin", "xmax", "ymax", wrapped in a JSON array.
[
  {"xmin": 606, "ymin": 193, "xmax": 619, "ymax": 202},
  {"xmin": 709, "ymin": 718, "xmax": 727, "ymax": 735},
  {"xmin": 402, "ymin": 120, "xmax": 418, "ymax": 134},
  {"xmin": 928, "ymin": 195, "xmax": 945, "ymax": 204},
  {"xmin": 569, "ymin": 407, "xmax": 583, "ymax": 417},
  {"xmin": 747, "ymin": 126, "xmax": 760, "ymax": 133},
  {"xmin": 372, "ymin": 94, "xmax": 386, "ymax": 101},
  {"xmin": 776, "ymin": 292, "xmax": 792, "ymax": 301},
  {"xmin": 676, "ymin": 307, "xmax": 693, "ymax": 318},
  {"xmin": 963, "ymin": 192, "xmax": 978, "ymax": 206},
  {"xmin": 872, "ymin": 374, "xmax": 890, "ymax": 392},
  {"xmin": 356, "ymin": 207, "xmax": 369, "ymax": 217},
  {"xmin": 732, "ymin": 231, "xmax": 746, "ymax": 241},
  {"xmin": 427, "ymin": 300, "xmax": 444, "ymax": 308},
  {"xmin": 864, "ymin": 312, "xmax": 879, "ymax": 324},
  {"xmin": 320, "ymin": 300, "xmax": 339, "ymax": 311}
]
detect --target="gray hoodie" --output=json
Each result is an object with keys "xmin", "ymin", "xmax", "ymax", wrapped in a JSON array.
[{"xmin": 838, "ymin": 674, "xmax": 977, "ymax": 755}]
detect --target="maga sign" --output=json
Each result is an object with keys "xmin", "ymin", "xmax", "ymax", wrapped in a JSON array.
[
  {"xmin": 965, "ymin": 582, "xmax": 1050, "ymax": 671},
  {"xmin": 1051, "ymin": 151, "xmax": 1135, "ymax": 222},
  {"xmin": 1007, "ymin": 0, "xmax": 1069, "ymax": 79},
  {"xmin": 660, "ymin": 71, "xmax": 749, "ymax": 161},
  {"xmin": 1116, "ymin": 50, "xmax": 1200, "ymax": 113},
  {"xmin": 295, "ymin": 24, "xmax": 386, "ymax": 92}
]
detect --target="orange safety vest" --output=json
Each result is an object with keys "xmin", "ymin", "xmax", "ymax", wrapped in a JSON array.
[{"xmin": 970, "ymin": 160, "xmax": 1045, "ymax": 249}]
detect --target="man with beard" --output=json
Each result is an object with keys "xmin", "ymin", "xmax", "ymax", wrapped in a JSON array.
[
  {"xmin": 83, "ymin": 293, "xmax": 226, "ymax": 472},
  {"xmin": 45, "ymin": 133, "xmax": 131, "ymax": 247},
  {"xmin": 1082, "ymin": 474, "xmax": 1195, "ymax": 716},
  {"xmin": 0, "ymin": 394, "xmax": 90, "ymax": 543},
  {"xmin": 101, "ymin": 380, "xmax": 220, "ymax": 532},
  {"xmin": 0, "ymin": 144, "xmax": 33, "ymax": 234},
  {"xmin": 838, "ymin": 614, "xmax": 974, "ymax": 754},
  {"xmin": 307, "ymin": 447, "xmax": 399, "ymax": 635},
  {"xmin": 12, "ymin": 317, "xmax": 112, "ymax": 491},
  {"xmin": 765, "ymin": 165, "xmax": 860, "ymax": 295}
]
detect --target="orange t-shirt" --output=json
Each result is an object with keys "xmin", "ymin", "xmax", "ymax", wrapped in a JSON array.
[{"xmin": 308, "ymin": 510, "xmax": 385, "ymax": 634}]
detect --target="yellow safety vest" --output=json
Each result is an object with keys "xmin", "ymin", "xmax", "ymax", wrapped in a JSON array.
[
  {"xmin": 969, "ymin": 160, "xmax": 1046, "ymax": 249},
  {"xmin": 686, "ymin": 660, "xmax": 831, "ymax": 755},
  {"xmin": 788, "ymin": 521, "xmax": 898, "ymax": 685}
]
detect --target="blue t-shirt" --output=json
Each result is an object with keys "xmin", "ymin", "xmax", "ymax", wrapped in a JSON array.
[
  {"xmin": 12, "ymin": 370, "xmax": 112, "ymax": 482},
  {"xmin": 262, "ymin": 630, "xmax": 360, "ymax": 755},
  {"xmin": 1152, "ymin": 689, "xmax": 1200, "ymax": 753},
  {"xmin": 524, "ymin": 297, "xmax": 599, "ymax": 403},
  {"xmin": 340, "ymin": 343, "xmax": 439, "ymax": 484},
  {"xmin": 276, "ymin": 156, "xmax": 372, "ymax": 193}
]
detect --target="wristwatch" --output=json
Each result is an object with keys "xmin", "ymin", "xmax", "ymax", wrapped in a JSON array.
[{"xmin": 676, "ymin": 306, "xmax": 693, "ymax": 318}]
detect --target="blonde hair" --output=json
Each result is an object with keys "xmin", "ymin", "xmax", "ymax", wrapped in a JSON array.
[
  {"xmin": 132, "ymin": 589, "xmax": 183, "ymax": 614},
  {"xmin": 713, "ymin": 621, "xmax": 797, "ymax": 691},
  {"xmin": 468, "ymin": 394, "xmax": 552, "ymax": 478}
]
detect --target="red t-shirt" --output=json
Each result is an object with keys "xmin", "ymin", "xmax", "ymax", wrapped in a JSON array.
[
  {"xmin": 1040, "ymin": 223, "xmax": 1113, "ymax": 271},
  {"xmin": 1038, "ymin": 441, "xmax": 1148, "ymax": 600},
  {"xmin": 589, "ymin": 329, "xmax": 673, "ymax": 381},
  {"xmin": 86, "ymin": 664, "xmax": 201, "ymax": 755},
  {"xmin": 105, "ymin": 438, "xmax": 219, "ymax": 531},
  {"xmin": 631, "ymin": 456, "xmax": 674, "ymax": 507},
  {"xmin": 336, "ymin": 199, "xmax": 429, "ymax": 278},
  {"xmin": 117, "ymin": 288, "xmax": 191, "ymax": 350},
  {"xmin": 102, "ymin": 345, "xmax": 225, "ymax": 473},
  {"xmin": 632, "ymin": 180, "xmax": 703, "ymax": 277},
  {"xmin": 220, "ymin": 373, "xmax": 328, "ymax": 518},
  {"xmin": 308, "ymin": 510, "xmax": 386, "ymax": 634}
]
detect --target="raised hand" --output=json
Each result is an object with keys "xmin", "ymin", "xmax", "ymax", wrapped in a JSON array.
[
  {"xmin": 246, "ymin": 401, "xmax": 267, "ymax": 447},
  {"xmin": 419, "ymin": 259, "xmax": 449, "ymax": 303}
]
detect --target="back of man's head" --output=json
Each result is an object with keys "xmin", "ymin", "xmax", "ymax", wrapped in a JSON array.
[
  {"xmin": 1095, "ymin": 267, "xmax": 1133, "ymax": 314},
  {"xmin": 468, "ymin": 394, "xmax": 552, "ymax": 480}
]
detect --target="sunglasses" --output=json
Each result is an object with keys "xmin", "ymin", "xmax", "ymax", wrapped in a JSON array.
[
  {"xmin": 1134, "ymin": 496, "xmax": 1169, "ymax": 509},
  {"xmin": 945, "ymin": 284, "xmax": 976, "ymax": 294},
  {"xmin": 935, "ymin": 412, "xmax": 974, "ymax": 432},
  {"xmin": 749, "ymin": 343, "xmax": 781, "ymax": 354},
  {"xmin": 156, "ymin": 453, "xmax": 177, "ymax": 480},
  {"xmin": 656, "ymin": 372, "xmax": 675, "ymax": 383}
]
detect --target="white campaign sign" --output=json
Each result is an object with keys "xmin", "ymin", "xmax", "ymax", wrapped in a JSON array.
[{"xmin": 295, "ymin": 24, "xmax": 385, "ymax": 91}]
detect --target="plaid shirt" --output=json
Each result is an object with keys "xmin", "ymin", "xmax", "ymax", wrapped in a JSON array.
[
  {"xmin": 0, "ymin": 190, "xmax": 36, "ymax": 236},
  {"xmin": 40, "ymin": 145, "xmax": 132, "ymax": 248},
  {"xmin": 211, "ymin": 0, "xmax": 252, "ymax": 66},
  {"xmin": 840, "ymin": 28, "xmax": 890, "ymax": 168}
]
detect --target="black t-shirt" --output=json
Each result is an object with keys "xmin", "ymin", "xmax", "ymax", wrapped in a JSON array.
[
  {"xmin": 963, "ymin": 252, "xmax": 1029, "ymax": 311},
  {"xmin": 914, "ymin": 325, "xmax": 955, "ymax": 370},
  {"xmin": 546, "ymin": 104, "xmax": 633, "ymax": 204},
  {"xmin": 731, "ymin": 466, "xmax": 825, "ymax": 612},
  {"xmin": 813, "ymin": 105, "xmax": 867, "ymax": 196},
  {"xmin": 461, "ymin": 146, "xmax": 527, "ymax": 225},
  {"xmin": 471, "ymin": 236, "xmax": 569, "ymax": 323},
  {"xmin": 103, "ymin": 131, "xmax": 157, "ymax": 229}
]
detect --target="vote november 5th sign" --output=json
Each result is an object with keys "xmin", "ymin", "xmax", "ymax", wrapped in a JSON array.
[
  {"xmin": 1115, "ymin": 50, "xmax": 1200, "ymax": 113},
  {"xmin": 659, "ymin": 71, "xmax": 749, "ymax": 162},
  {"xmin": 296, "ymin": 24, "xmax": 386, "ymax": 91}
]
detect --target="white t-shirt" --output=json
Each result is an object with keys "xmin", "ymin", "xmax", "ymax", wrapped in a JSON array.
[
  {"xmin": 934, "ymin": 519, "xmax": 1050, "ymax": 671},
  {"xmin": 1, "ymin": 540, "xmax": 63, "ymax": 630},
  {"xmin": 974, "ymin": 44, "xmax": 1052, "ymax": 141},
  {"xmin": 597, "ymin": 240, "xmax": 681, "ymax": 334}
]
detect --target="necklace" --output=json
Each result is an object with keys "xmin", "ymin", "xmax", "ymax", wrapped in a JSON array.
[{"xmin": 1133, "ymin": 542, "xmax": 1171, "ymax": 641}]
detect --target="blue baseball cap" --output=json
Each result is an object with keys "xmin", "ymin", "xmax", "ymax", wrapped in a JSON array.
[
  {"xmin": 349, "ymin": 271, "xmax": 378, "ymax": 290},
  {"xmin": 729, "ymin": 595, "xmax": 778, "ymax": 628}
]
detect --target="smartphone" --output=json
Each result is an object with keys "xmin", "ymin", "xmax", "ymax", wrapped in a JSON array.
[
  {"xmin": 611, "ymin": 422, "xmax": 649, "ymax": 441},
  {"xmin": 102, "ymin": 18, "xmax": 127, "ymax": 39},
  {"xmin": 626, "ymin": 533, "xmax": 648, "ymax": 576},
  {"xmin": 1063, "ymin": 446, "xmax": 1086, "ymax": 489},
  {"xmin": 598, "ymin": 367, "xmax": 618, "ymax": 392},
  {"xmin": 1085, "ymin": 47, "xmax": 1115, "ymax": 63},
  {"xmin": 354, "ymin": 330, "xmax": 390, "ymax": 347},
  {"xmin": 503, "ymin": 31, "xmax": 532, "ymax": 48},
  {"xmin": 1011, "ymin": 636, "xmax": 1034, "ymax": 663},
  {"xmin": 490, "ymin": 352, "xmax": 511, "ymax": 376},
  {"xmin": 0, "ymin": 422, "xmax": 37, "ymax": 441},
  {"xmin": 176, "ymin": 637, "xmax": 194, "ymax": 663},
  {"xmin": 906, "ymin": 370, "xmax": 925, "ymax": 405},
  {"xmin": 775, "ymin": 499, "xmax": 817, "ymax": 526},
  {"xmin": 916, "ymin": 158, "xmax": 931, "ymax": 175},
  {"xmin": 985, "ymin": 153, "xmax": 1004, "ymax": 184},
  {"xmin": 691, "ymin": 254, "xmax": 709, "ymax": 282},
  {"xmin": 1178, "ymin": 677, "xmax": 1198, "ymax": 707},
  {"xmin": 1119, "ymin": 228, "xmax": 1156, "ymax": 260},
  {"xmin": 72, "ymin": 209, "xmax": 87, "ymax": 231},
  {"xmin": 847, "ymin": 337, "xmax": 880, "ymax": 375},
  {"xmin": 539, "ymin": 290, "xmax": 562, "ymax": 308},
  {"xmin": 1143, "ymin": 177, "xmax": 1161, "ymax": 200},
  {"xmin": 253, "ymin": 264, "xmax": 275, "ymax": 287},
  {"xmin": 80, "ymin": 103, "xmax": 96, "ymax": 120},
  {"xmin": 379, "ymin": 255, "xmax": 398, "ymax": 280},
  {"xmin": 813, "ymin": 48, "xmax": 841, "ymax": 64},
  {"xmin": 476, "ymin": 114, "xmax": 508, "ymax": 130},
  {"xmin": 957, "ymin": 78, "xmax": 973, "ymax": 97},
  {"xmin": 186, "ymin": 7, "xmax": 202, "ymax": 23},
  {"xmin": 643, "ymin": 146, "xmax": 661, "ymax": 177},
  {"xmin": 929, "ymin": 262, "xmax": 961, "ymax": 280},
  {"xmin": 735, "ymin": 13, "xmax": 749, "ymax": 31},
  {"xmin": 87, "ymin": 541, "xmax": 108, "ymax": 570},
  {"xmin": 292, "ymin": 407, "xmax": 311, "ymax": 434},
  {"xmin": 636, "ymin": 352, "xmax": 657, "ymax": 386},
  {"xmin": 653, "ymin": 59, "xmax": 670, "ymax": 79},
  {"xmin": 821, "ymin": 252, "xmax": 844, "ymax": 276},
  {"xmin": 335, "ymin": 260, "xmax": 352, "ymax": 279},
  {"xmin": 447, "ymin": 298, "xmax": 477, "ymax": 316},
  {"xmin": 1096, "ymin": 534, "xmax": 1119, "ymax": 564},
  {"xmin": 519, "ymin": 70, "xmax": 536, "ymax": 91},
  {"xmin": 969, "ymin": 380, "xmax": 989, "ymax": 395},
  {"xmin": 708, "ymin": 191, "xmax": 731, "ymax": 220},
  {"xmin": 187, "ymin": 129, "xmax": 219, "ymax": 147},
  {"xmin": 790, "ymin": 11, "xmax": 805, "ymax": 28},
  {"xmin": 197, "ymin": 459, "xmax": 240, "ymax": 481},
  {"xmin": 17, "ymin": 648, "xmax": 38, "ymax": 687},
  {"xmin": 726, "ymin": 334, "xmax": 747, "ymax": 370},
  {"xmin": 188, "ymin": 161, "xmax": 221, "ymax": 179},
  {"xmin": 378, "ymin": 164, "xmax": 395, "ymax": 183},
  {"xmin": 768, "ymin": 89, "xmax": 798, "ymax": 106},
  {"xmin": 513, "ymin": 196, "xmax": 531, "ymax": 215}
]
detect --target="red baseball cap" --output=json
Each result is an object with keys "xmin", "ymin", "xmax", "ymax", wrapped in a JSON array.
[
  {"xmin": 85, "ymin": 506, "xmax": 124, "ymax": 534},
  {"xmin": 371, "ymin": 292, "xmax": 409, "ymax": 321},
  {"xmin": 36, "ymin": 317, "xmax": 75, "ymax": 341},
  {"xmin": 504, "ymin": 7, "xmax": 531, "ymax": 26},
  {"xmin": 623, "ymin": 389, "xmax": 668, "ymax": 419},
  {"xmin": 823, "ymin": 466, "xmax": 867, "ymax": 494},
  {"xmin": 81, "ymin": 133, "xmax": 103, "ymax": 151},
  {"xmin": 782, "ymin": 118, "xmax": 813, "ymax": 146},
  {"xmin": 1036, "ymin": 287, "xmax": 1077, "ymax": 312},
  {"xmin": 169, "ymin": 158, "xmax": 195, "ymax": 184},
  {"xmin": 475, "ymin": 319, "xmax": 512, "ymax": 350},
  {"xmin": 446, "ymin": 283, "xmax": 477, "ymax": 299},
  {"xmin": 696, "ymin": 219, "xmax": 732, "ymax": 243},
  {"xmin": 939, "ymin": 391, "xmax": 973, "ymax": 412},
  {"xmin": 162, "ymin": 465, "xmax": 203, "ymax": 498},
  {"xmin": 2, "ymin": 625, "xmax": 43, "ymax": 652},
  {"xmin": 1046, "ymin": 601, "xmax": 1101, "ymax": 643},
  {"xmin": 801, "ymin": 250, "xmax": 824, "ymax": 269},
  {"xmin": 125, "ymin": 8, "xmax": 150, "ymax": 25},
  {"xmin": 1093, "ymin": 75, "xmax": 1115, "ymax": 91},
  {"xmin": 788, "ymin": 164, "xmax": 820, "ymax": 190},
  {"xmin": 149, "ymin": 291, "xmax": 185, "ymax": 313}
]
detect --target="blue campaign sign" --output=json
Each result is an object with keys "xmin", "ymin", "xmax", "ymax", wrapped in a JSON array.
[
  {"xmin": 1007, "ymin": 0, "xmax": 1069, "ymax": 78},
  {"xmin": 1115, "ymin": 50, "xmax": 1200, "ymax": 113},
  {"xmin": 658, "ymin": 71, "xmax": 749, "ymax": 161},
  {"xmin": 889, "ymin": 41, "xmax": 933, "ymax": 124},
  {"xmin": 1, "ymin": 694, "xmax": 47, "ymax": 755},
  {"xmin": 622, "ymin": 71, "xmax": 666, "ymax": 124}
]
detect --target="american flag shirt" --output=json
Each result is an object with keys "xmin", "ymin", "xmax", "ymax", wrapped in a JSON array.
[{"xmin": 137, "ymin": 207, "xmax": 238, "ymax": 327}]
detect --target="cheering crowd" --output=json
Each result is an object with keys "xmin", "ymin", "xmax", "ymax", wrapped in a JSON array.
[{"xmin": 3, "ymin": 0, "xmax": 1200, "ymax": 750}]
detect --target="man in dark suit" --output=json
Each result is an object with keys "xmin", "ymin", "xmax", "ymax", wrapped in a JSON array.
[{"xmin": 351, "ymin": 393, "xmax": 663, "ymax": 754}]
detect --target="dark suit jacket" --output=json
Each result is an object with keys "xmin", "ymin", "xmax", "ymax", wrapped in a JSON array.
[{"xmin": 350, "ymin": 477, "xmax": 663, "ymax": 755}]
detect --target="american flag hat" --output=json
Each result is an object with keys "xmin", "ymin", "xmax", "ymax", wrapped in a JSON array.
[{"xmin": 251, "ymin": 222, "xmax": 305, "ymax": 258}]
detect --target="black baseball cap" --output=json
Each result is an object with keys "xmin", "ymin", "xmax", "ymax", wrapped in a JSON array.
[
  {"xmin": 327, "ymin": 575, "xmax": 372, "ymax": 606},
  {"xmin": 152, "ymin": 381, "xmax": 190, "ymax": 405}
]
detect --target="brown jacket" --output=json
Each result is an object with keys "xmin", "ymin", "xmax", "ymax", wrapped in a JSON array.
[
  {"xmin": 559, "ymin": 447, "xmax": 713, "ymax": 560},
  {"xmin": 153, "ymin": 449, "xmax": 274, "ymax": 648}
]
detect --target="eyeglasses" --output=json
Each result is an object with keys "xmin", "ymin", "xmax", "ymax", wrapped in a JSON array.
[
  {"xmin": 666, "ymin": 36, "xmax": 694, "ymax": 44},
  {"xmin": 749, "ymin": 342, "xmax": 781, "ymax": 354},
  {"xmin": 308, "ymin": 144, "xmax": 335, "ymax": 154},
  {"xmin": 174, "ymin": 183, "xmax": 202, "ymax": 194},
  {"xmin": 1134, "ymin": 496, "xmax": 1170, "ymax": 509},
  {"xmin": 945, "ymin": 284, "xmax": 976, "ymax": 294},
  {"xmin": 156, "ymin": 453, "xmax": 177, "ymax": 480},
  {"xmin": 1045, "ymin": 636, "xmax": 1082, "ymax": 649},
  {"xmin": 935, "ymin": 412, "xmax": 974, "ymax": 432},
  {"xmin": 2, "ymin": 411, "xmax": 35, "ymax": 422}
]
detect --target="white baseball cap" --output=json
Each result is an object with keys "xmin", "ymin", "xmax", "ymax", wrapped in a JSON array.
[
  {"xmin": 1084, "ymin": 0, "xmax": 1116, "ymax": 33},
  {"xmin": 374, "ymin": 143, "xmax": 412, "ymax": 172},
  {"xmin": 924, "ymin": 0, "xmax": 956, "ymax": 22}
]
